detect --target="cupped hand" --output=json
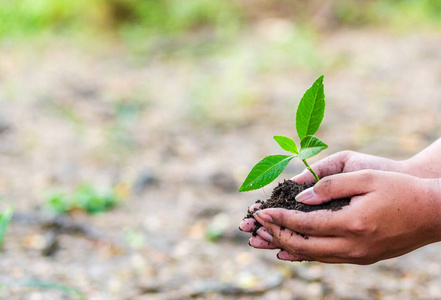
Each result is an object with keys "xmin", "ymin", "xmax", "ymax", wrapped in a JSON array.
[
  {"xmin": 253, "ymin": 170, "xmax": 441, "ymax": 264},
  {"xmin": 292, "ymin": 150, "xmax": 407, "ymax": 183},
  {"xmin": 240, "ymin": 150, "xmax": 406, "ymax": 254}
]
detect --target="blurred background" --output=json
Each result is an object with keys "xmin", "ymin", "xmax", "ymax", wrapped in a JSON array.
[{"xmin": 1, "ymin": 0, "xmax": 441, "ymax": 298}]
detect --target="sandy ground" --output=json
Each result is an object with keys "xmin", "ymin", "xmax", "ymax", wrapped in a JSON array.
[{"xmin": 1, "ymin": 26, "xmax": 441, "ymax": 299}]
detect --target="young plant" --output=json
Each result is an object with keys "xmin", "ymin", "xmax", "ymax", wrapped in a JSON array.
[
  {"xmin": 0, "ymin": 207, "xmax": 13, "ymax": 247},
  {"xmin": 46, "ymin": 184, "xmax": 122, "ymax": 215},
  {"xmin": 239, "ymin": 75, "xmax": 327, "ymax": 192}
]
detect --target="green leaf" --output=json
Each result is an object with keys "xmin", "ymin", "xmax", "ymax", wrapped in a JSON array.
[
  {"xmin": 298, "ymin": 136, "xmax": 328, "ymax": 160},
  {"xmin": 0, "ymin": 207, "xmax": 13, "ymax": 247},
  {"xmin": 239, "ymin": 155, "xmax": 295, "ymax": 192},
  {"xmin": 273, "ymin": 136, "xmax": 298, "ymax": 154},
  {"xmin": 296, "ymin": 75, "xmax": 326, "ymax": 140}
]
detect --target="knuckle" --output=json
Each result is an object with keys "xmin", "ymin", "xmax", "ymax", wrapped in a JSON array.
[
  {"xmin": 339, "ymin": 150, "xmax": 355, "ymax": 159},
  {"xmin": 277, "ymin": 209, "xmax": 307, "ymax": 232},
  {"xmin": 347, "ymin": 247, "xmax": 368, "ymax": 261},
  {"xmin": 274, "ymin": 210, "xmax": 286, "ymax": 226},
  {"xmin": 357, "ymin": 170, "xmax": 375, "ymax": 185},
  {"xmin": 347, "ymin": 220, "xmax": 368, "ymax": 236},
  {"xmin": 265, "ymin": 223, "xmax": 282, "ymax": 239},
  {"xmin": 315, "ymin": 177, "xmax": 333, "ymax": 194},
  {"xmin": 264, "ymin": 224, "xmax": 276, "ymax": 236}
]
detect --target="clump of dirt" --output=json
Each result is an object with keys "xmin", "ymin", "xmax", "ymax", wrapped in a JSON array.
[{"xmin": 245, "ymin": 180, "xmax": 350, "ymax": 236}]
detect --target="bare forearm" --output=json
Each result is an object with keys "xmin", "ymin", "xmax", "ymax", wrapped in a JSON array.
[{"xmin": 402, "ymin": 138, "xmax": 441, "ymax": 178}]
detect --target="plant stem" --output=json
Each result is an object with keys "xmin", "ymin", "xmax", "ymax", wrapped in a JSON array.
[{"xmin": 302, "ymin": 159, "xmax": 320, "ymax": 182}]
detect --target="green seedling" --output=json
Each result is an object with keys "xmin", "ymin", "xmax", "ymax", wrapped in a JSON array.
[
  {"xmin": 0, "ymin": 207, "xmax": 13, "ymax": 247},
  {"xmin": 46, "ymin": 184, "xmax": 121, "ymax": 215},
  {"xmin": 239, "ymin": 75, "xmax": 327, "ymax": 192}
]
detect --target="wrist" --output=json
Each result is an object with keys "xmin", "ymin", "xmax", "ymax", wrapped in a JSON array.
[
  {"xmin": 399, "ymin": 157, "xmax": 441, "ymax": 178},
  {"xmin": 395, "ymin": 157, "xmax": 417, "ymax": 175},
  {"xmin": 423, "ymin": 178, "xmax": 441, "ymax": 243}
]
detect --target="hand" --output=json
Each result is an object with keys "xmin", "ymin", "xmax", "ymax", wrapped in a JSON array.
[
  {"xmin": 253, "ymin": 170, "xmax": 441, "ymax": 264},
  {"xmin": 292, "ymin": 150, "xmax": 407, "ymax": 183},
  {"xmin": 240, "ymin": 203, "xmax": 280, "ymax": 250},
  {"xmin": 294, "ymin": 149, "xmax": 441, "ymax": 183},
  {"xmin": 239, "ymin": 150, "xmax": 405, "ymax": 252}
]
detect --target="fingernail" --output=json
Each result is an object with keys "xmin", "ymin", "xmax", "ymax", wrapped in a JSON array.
[
  {"xmin": 254, "ymin": 211, "xmax": 273, "ymax": 224},
  {"xmin": 295, "ymin": 187, "xmax": 315, "ymax": 203},
  {"xmin": 257, "ymin": 228, "xmax": 273, "ymax": 242},
  {"xmin": 253, "ymin": 212, "xmax": 265, "ymax": 226}
]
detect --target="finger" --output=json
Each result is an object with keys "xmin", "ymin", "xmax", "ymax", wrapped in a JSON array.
[
  {"xmin": 248, "ymin": 202, "xmax": 262, "ymax": 213},
  {"xmin": 278, "ymin": 247, "xmax": 355, "ymax": 264},
  {"xmin": 239, "ymin": 202, "xmax": 263, "ymax": 232},
  {"xmin": 291, "ymin": 168, "xmax": 316, "ymax": 184},
  {"xmin": 249, "ymin": 235, "xmax": 278, "ymax": 249},
  {"xmin": 239, "ymin": 218, "xmax": 259, "ymax": 232},
  {"xmin": 253, "ymin": 210, "xmax": 268, "ymax": 227},
  {"xmin": 295, "ymin": 170, "xmax": 374, "ymax": 205},
  {"xmin": 256, "ymin": 208, "xmax": 347, "ymax": 237},
  {"xmin": 277, "ymin": 250, "xmax": 309, "ymax": 262},
  {"xmin": 263, "ymin": 223, "xmax": 354, "ymax": 263},
  {"xmin": 291, "ymin": 151, "xmax": 350, "ymax": 183},
  {"xmin": 255, "ymin": 227, "xmax": 274, "ymax": 242}
]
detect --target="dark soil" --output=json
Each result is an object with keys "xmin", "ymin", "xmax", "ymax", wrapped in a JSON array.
[{"xmin": 246, "ymin": 180, "xmax": 350, "ymax": 236}]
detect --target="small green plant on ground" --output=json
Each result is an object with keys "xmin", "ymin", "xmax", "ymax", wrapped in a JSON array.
[
  {"xmin": 0, "ymin": 207, "xmax": 14, "ymax": 248},
  {"xmin": 0, "ymin": 279, "xmax": 86, "ymax": 300},
  {"xmin": 0, "ymin": 0, "xmax": 241, "ymax": 39},
  {"xmin": 46, "ymin": 184, "xmax": 122, "ymax": 215},
  {"xmin": 239, "ymin": 75, "xmax": 327, "ymax": 192}
]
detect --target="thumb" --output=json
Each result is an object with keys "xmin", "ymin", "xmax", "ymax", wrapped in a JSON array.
[
  {"xmin": 291, "ymin": 168, "xmax": 316, "ymax": 184},
  {"xmin": 291, "ymin": 151, "xmax": 350, "ymax": 183},
  {"xmin": 295, "ymin": 171, "xmax": 373, "ymax": 205}
]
